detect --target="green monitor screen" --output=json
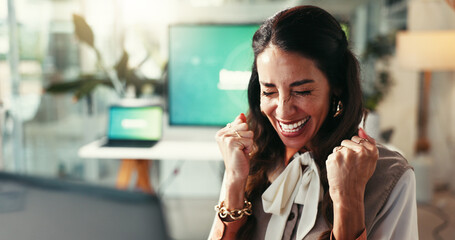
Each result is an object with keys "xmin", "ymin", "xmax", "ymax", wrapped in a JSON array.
[{"xmin": 168, "ymin": 24, "xmax": 259, "ymax": 126}]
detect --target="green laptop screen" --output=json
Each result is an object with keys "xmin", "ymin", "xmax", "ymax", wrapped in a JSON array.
[
  {"xmin": 108, "ymin": 106, "xmax": 163, "ymax": 140},
  {"xmin": 168, "ymin": 24, "xmax": 259, "ymax": 126}
]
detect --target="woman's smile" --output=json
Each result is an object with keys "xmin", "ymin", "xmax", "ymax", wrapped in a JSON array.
[{"xmin": 277, "ymin": 117, "xmax": 310, "ymax": 135}]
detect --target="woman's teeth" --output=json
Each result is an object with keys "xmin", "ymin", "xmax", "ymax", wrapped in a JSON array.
[{"xmin": 279, "ymin": 117, "xmax": 310, "ymax": 133}]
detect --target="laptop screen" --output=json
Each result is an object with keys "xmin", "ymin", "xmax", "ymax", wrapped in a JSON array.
[{"xmin": 107, "ymin": 105, "xmax": 163, "ymax": 141}]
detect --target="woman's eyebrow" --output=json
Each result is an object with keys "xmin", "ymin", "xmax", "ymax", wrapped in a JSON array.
[
  {"xmin": 259, "ymin": 81, "xmax": 276, "ymax": 88},
  {"xmin": 290, "ymin": 79, "xmax": 314, "ymax": 87},
  {"xmin": 259, "ymin": 79, "xmax": 314, "ymax": 88}
]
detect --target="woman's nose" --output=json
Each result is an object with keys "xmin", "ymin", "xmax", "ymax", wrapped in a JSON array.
[{"xmin": 276, "ymin": 94, "xmax": 295, "ymax": 118}]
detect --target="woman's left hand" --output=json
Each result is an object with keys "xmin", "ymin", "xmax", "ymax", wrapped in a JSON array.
[
  {"xmin": 326, "ymin": 128, "xmax": 379, "ymax": 239},
  {"xmin": 326, "ymin": 127, "xmax": 379, "ymax": 204}
]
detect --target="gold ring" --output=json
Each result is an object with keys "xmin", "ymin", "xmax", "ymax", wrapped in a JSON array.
[
  {"xmin": 234, "ymin": 130, "xmax": 241, "ymax": 138},
  {"xmin": 335, "ymin": 146, "xmax": 344, "ymax": 152},
  {"xmin": 358, "ymin": 138, "xmax": 368, "ymax": 144}
]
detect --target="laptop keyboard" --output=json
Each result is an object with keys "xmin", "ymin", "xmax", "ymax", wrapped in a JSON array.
[{"xmin": 102, "ymin": 140, "xmax": 156, "ymax": 148}]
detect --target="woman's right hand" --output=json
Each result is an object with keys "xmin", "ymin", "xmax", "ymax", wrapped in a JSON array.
[{"xmin": 215, "ymin": 113, "xmax": 254, "ymax": 208}]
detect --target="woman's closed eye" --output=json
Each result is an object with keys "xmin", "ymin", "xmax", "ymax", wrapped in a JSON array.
[
  {"xmin": 262, "ymin": 91, "xmax": 276, "ymax": 96},
  {"xmin": 294, "ymin": 90, "xmax": 312, "ymax": 96}
]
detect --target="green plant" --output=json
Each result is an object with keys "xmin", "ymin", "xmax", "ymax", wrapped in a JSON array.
[
  {"xmin": 362, "ymin": 33, "xmax": 395, "ymax": 111},
  {"xmin": 45, "ymin": 14, "xmax": 164, "ymax": 102},
  {"xmin": 363, "ymin": 34, "xmax": 395, "ymax": 60},
  {"xmin": 362, "ymin": 71, "xmax": 392, "ymax": 111}
]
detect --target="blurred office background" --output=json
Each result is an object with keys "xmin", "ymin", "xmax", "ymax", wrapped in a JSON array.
[{"xmin": 1, "ymin": 0, "xmax": 455, "ymax": 239}]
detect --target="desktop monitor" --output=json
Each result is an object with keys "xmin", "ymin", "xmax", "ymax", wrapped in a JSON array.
[{"xmin": 168, "ymin": 24, "xmax": 259, "ymax": 126}]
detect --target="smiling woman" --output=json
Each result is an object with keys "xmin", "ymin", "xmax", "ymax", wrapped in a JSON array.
[
  {"xmin": 257, "ymin": 47, "xmax": 331, "ymax": 161},
  {"xmin": 209, "ymin": 5, "xmax": 418, "ymax": 240}
]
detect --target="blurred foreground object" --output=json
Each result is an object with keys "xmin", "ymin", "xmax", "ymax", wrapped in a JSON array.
[{"xmin": 0, "ymin": 171, "xmax": 170, "ymax": 240}]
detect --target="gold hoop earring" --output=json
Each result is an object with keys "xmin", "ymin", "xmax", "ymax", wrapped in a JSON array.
[{"xmin": 333, "ymin": 100, "xmax": 343, "ymax": 117}]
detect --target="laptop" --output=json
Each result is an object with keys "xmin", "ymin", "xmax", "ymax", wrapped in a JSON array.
[
  {"xmin": 102, "ymin": 105, "xmax": 163, "ymax": 148},
  {"xmin": 0, "ymin": 171, "xmax": 170, "ymax": 240}
]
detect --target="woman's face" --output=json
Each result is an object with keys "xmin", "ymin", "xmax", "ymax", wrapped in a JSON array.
[{"xmin": 257, "ymin": 45, "xmax": 331, "ymax": 153}]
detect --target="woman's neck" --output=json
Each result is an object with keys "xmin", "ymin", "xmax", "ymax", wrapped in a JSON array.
[
  {"xmin": 284, "ymin": 148, "xmax": 297, "ymax": 166},
  {"xmin": 285, "ymin": 147, "xmax": 308, "ymax": 165},
  {"xmin": 285, "ymin": 148, "xmax": 297, "ymax": 165}
]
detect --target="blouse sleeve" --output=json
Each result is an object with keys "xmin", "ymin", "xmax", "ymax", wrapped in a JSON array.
[
  {"xmin": 330, "ymin": 229, "xmax": 367, "ymax": 240},
  {"xmin": 367, "ymin": 169, "xmax": 419, "ymax": 239},
  {"xmin": 208, "ymin": 215, "xmax": 247, "ymax": 240}
]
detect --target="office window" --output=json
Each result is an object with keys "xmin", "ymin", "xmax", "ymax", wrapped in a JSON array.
[{"xmin": 1, "ymin": 0, "xmax": 116, "ymax": 181}]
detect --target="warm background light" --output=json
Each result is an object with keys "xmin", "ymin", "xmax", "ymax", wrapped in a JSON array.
[{"xmin": 396, "ymin": 31, "xmax": 455, "ymax": 71}]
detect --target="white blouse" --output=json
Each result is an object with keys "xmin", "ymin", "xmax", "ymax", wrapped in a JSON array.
[{"xmin": 367, "ymin": 169, "xmax": 419, "ymax": 239}]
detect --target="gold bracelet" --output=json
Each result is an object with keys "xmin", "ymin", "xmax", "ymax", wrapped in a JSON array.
[{"xmin": 214, "ymin": 200, "xmax": 252, "ymax": 221}]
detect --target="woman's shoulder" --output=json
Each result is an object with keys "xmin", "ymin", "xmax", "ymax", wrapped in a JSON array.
[
  {"xmin": 367, "ymin": 143, "xmax": 413, "ymax": 193},
  {"xmin": 363, "ymin": 143, "xmax": 415, "ymax": 233},
  {"xmin": 376, "ymin": 143, "xmax": 413, "ymax": 175}
]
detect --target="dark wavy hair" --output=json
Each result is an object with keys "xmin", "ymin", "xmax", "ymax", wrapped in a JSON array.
[{"xmin": 238, "ymin": 5, "xmax": 364, "ymax": 240}]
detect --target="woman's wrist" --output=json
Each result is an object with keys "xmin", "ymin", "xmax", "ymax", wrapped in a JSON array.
[
  {"xmin": 330, "ymin": 184, "xmax": 365, "ymax": 207},
  {"xmin": 332, "ymin": 195, "xmax": 365, "ymax": 240},
  {"xmin": 224, "ymin": 174, "xmax": 247, "ymax": 209},
  {"xmin": 225, "ymin": 169, "xmax": 249, "ymax": 183},
  {"xmin": 219, "ymin": 177, "xmax": 250, "ymax": 222}
]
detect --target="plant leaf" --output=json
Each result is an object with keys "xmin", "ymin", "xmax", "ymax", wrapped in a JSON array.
[
  {"xmin": 115, "ymin": 50, "xmax": 129, "ymax": 81},
  {"xmin": 99, "ymin": 79, "xmax": 114, "ymax": 88},
  {"xmin": 73, "ymin": 14, "xmax": 95, "ymax": 48},
  {"xmin": 45, "ymin": 80, "xmax": 86, "ymax": 93},
  {"xmin": 73, "ymin": 80, "xmax": 102, "ymax": 101}
]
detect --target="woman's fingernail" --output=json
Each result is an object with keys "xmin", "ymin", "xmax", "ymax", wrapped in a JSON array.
[
  {"xmin": 240, "ymin": 113, "xmax": 246, "ymax": 122},
  {"xmin": 360, "ymin": 128, "xmax": 373, "ymax": 141}
]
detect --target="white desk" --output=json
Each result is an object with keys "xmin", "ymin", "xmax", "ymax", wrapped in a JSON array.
[
  {"xmin": 78, "ymin": 139, "xmax": 223, "ymax": 193},
  {"xmin": 78, "ymin": 139, "xmax": 222, "ymax": 161}
]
